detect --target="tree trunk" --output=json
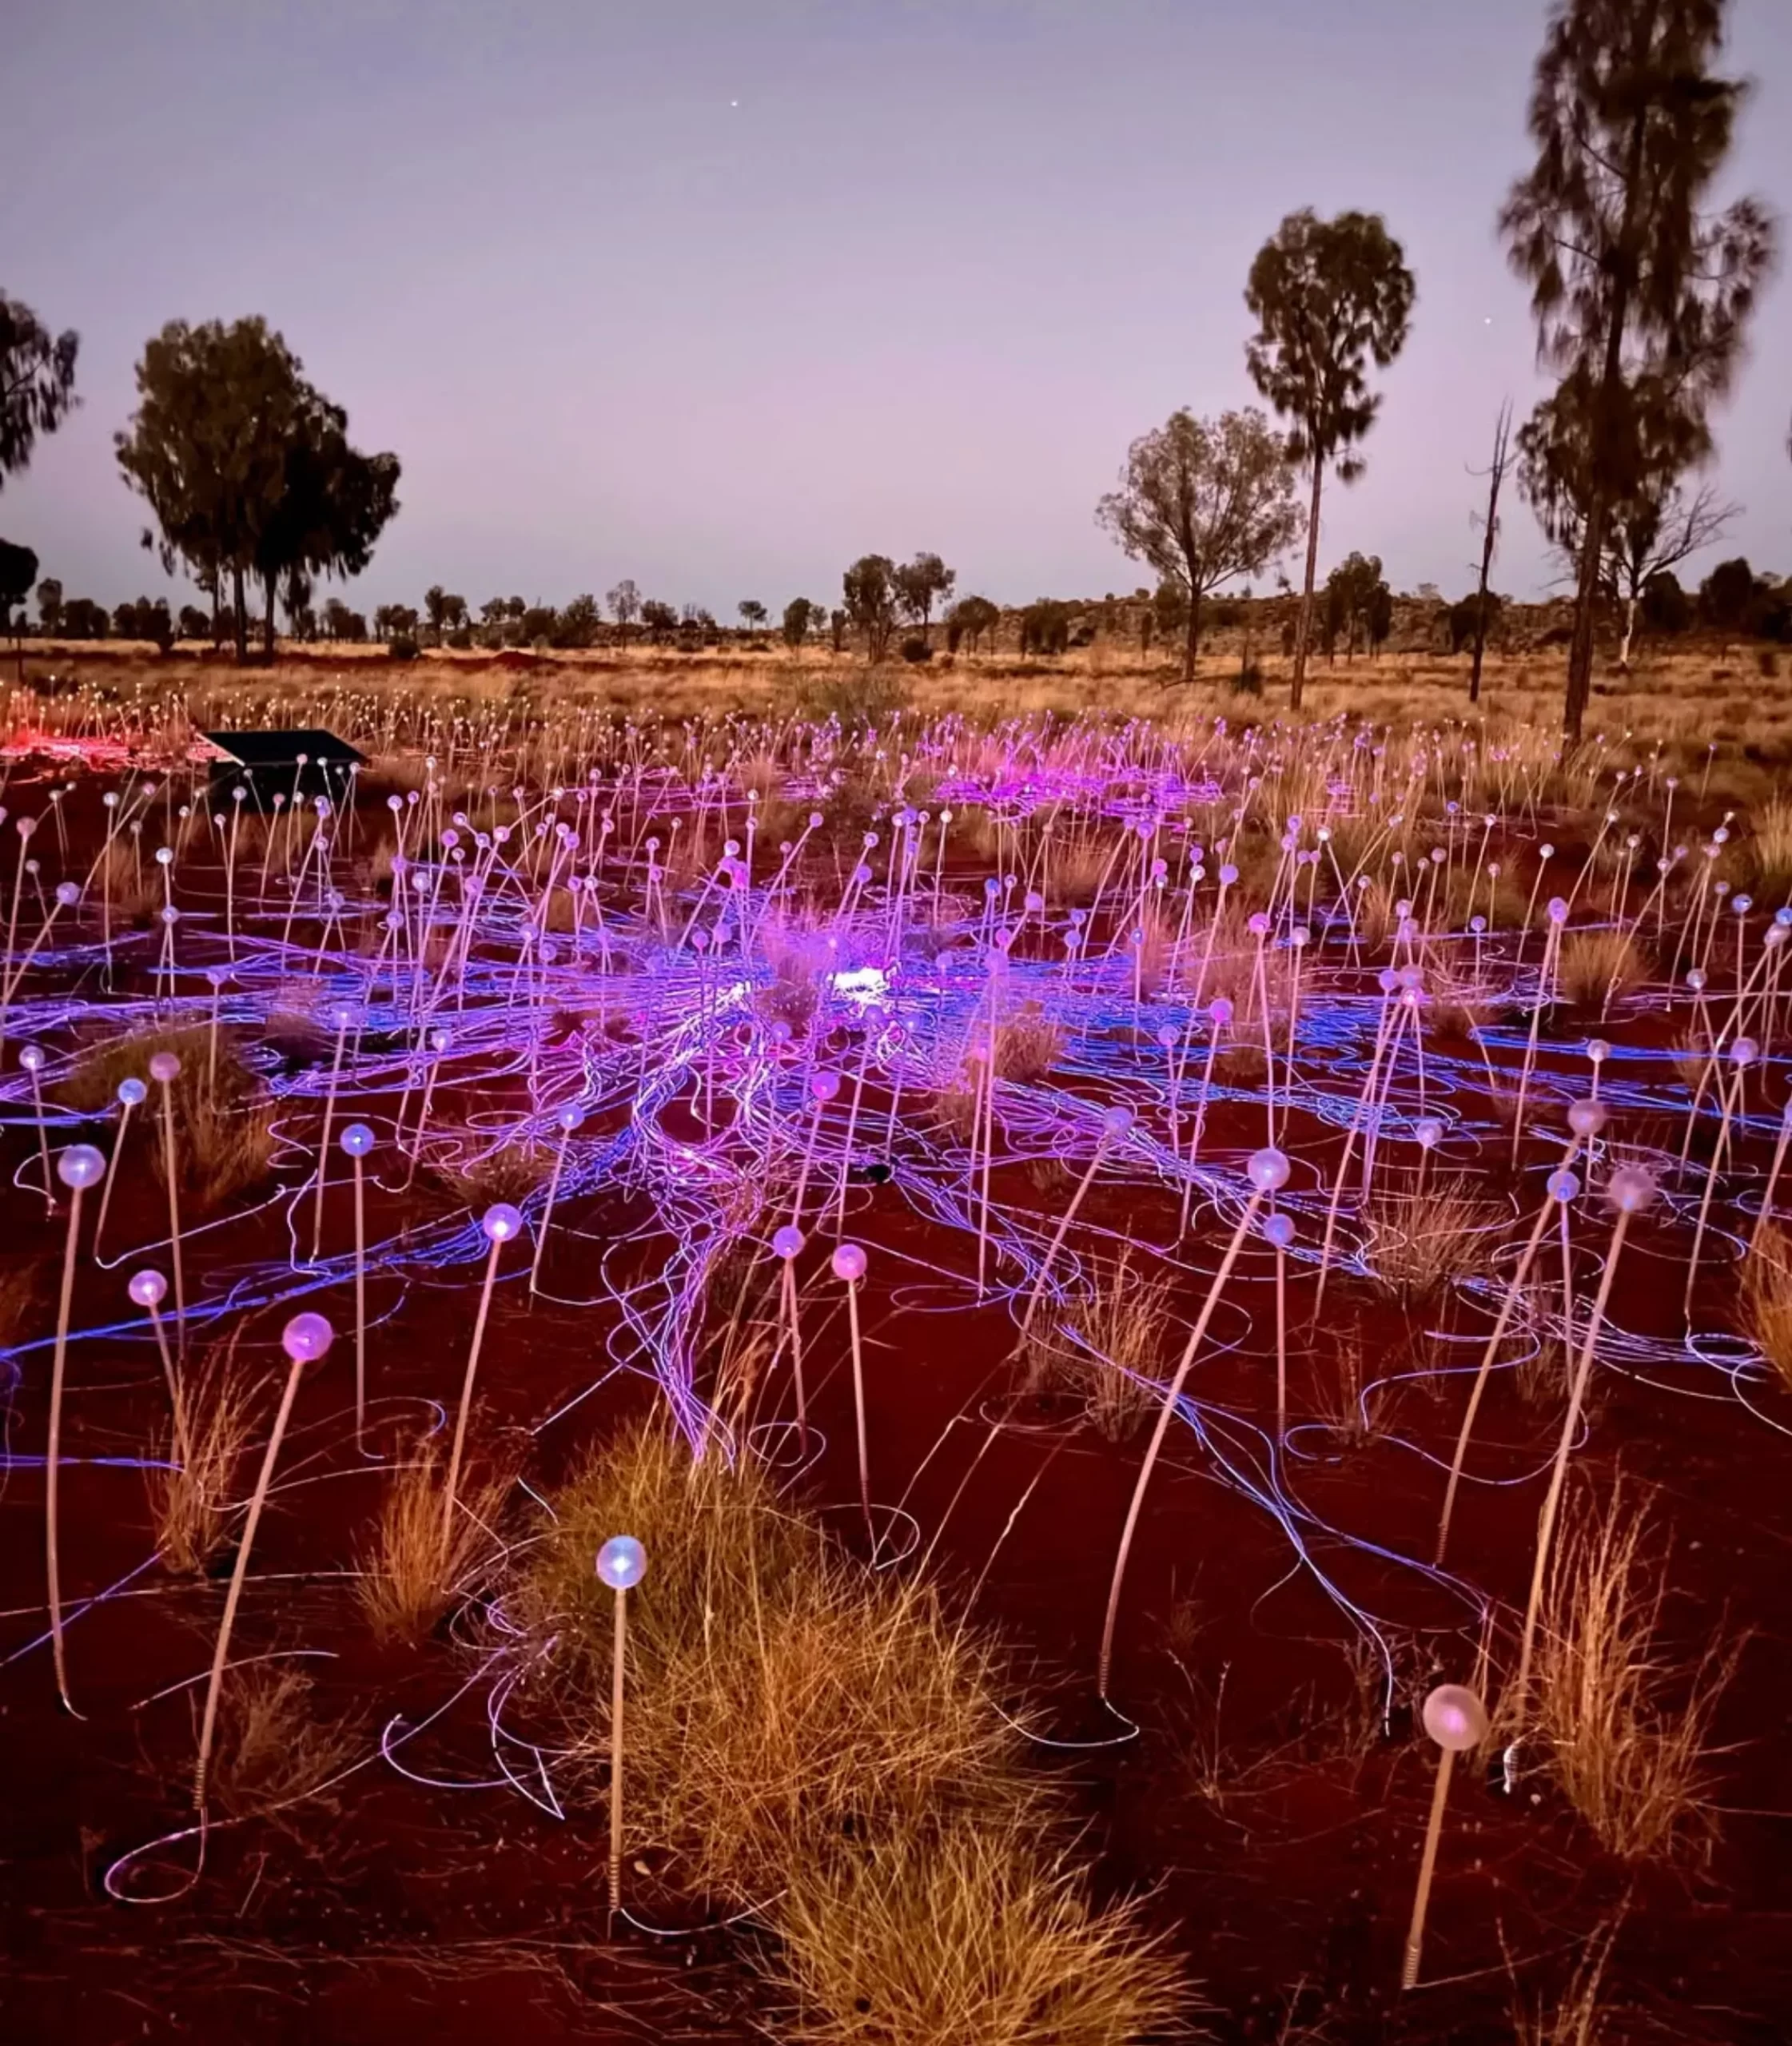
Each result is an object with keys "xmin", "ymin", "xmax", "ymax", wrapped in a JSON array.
[
  {"xmin": 1292, "ymin": 458, "xmax": 1324, "ymax": 711},
  {"xmin": 1565, "ymin": 83, "xmax": 1651, "ymax": 744},
  {"xmin": 231, "ymin": 566, "xmax": 249, "ymax": 666},
  {"xmin": 261, "ymin": 575, "xmax": 278, "ymax": 663},
  {"xmin": 1467, "ymin": 404, "xmax": 1510, "ymax": 707},
  {"xmin": 1619, "ymin": 592, "xmax": 1639, "ymax": 672},
  {"xmin": 1181, "ymin": 592, "xmax": 1201, "ymax": 685}
]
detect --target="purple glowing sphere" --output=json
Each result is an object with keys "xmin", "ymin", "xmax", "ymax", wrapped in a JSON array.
[
  {"xmin": 1421, "ymin": 1683, "xmax": 1488, "ymax": 1753},
  {"xmin": 595, "ymin": 1535, "xmax": 647, "ymax": 1591},
  {"xmin": 58, "ymin": 1144, "xmax": 106, "ymax": 1191},
  {"xmin": 281, "ymin": 1312, "xmax": 335, "ymax": 1365},
  {"xmin": 482, "ymin": 1202, "xmax": 524, "ymax": 1244},
  {"xmin": 1246, "ymin": 1148, "xmax": 1289, "ymax": 1194},
  {"xmin": 128, "ymin": 1268, "xmax": 167, "ymax": 1309},
  {"xmin": 1101, "ymin": 1106, "xmax": 1135, "ymax": 1140},
  {"xmin": 117, "ymin": 1077, "xmax": 147, "ymax": 1108},
  {"xmin": 1546, "ymin": 1168, "xmax": 1581, "ymax": 1204},
  {"xmin": 18, "ymin": 1043, "xmax": 44, "ymax": 1073},
  {"xmin": 339, "ymin": 1122, "xmax": 375, "ymax": 1159},
  {"xmin": 1566, "ymin": 1098, "xmax": 1607, "ymax": 1139},
  {"xmin": 149, "ymin": 1051, "xmax": 181, "ymax": 1084},
  {"xmin": 1607, "ymin": 1164, "xmax": 1658, "ymax": 1216},
  {"xmin": 832, "ymin": 1243, "xmax": 868, "ymax": 1284},
  {"xmin": 556, "ymin": 1104, "xmax": 585, "ymax": 1132},
  {"xmin": 772, "ymin": 1224, "xmax": 805, "ymax": 1260},
  {"xmin": 810, "ymin": 1070, "xmax": 842, "ymax": 1104},
  {"xmin": 1262, "ymin": 1212, "xmax": 1295, "ymax": 1251}
]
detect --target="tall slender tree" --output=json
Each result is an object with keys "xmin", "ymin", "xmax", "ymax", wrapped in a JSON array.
[
  {"xmin": 1244, "ymin": 209, "xmax": 1416, "ymax": 710},
  {"xmin": 1500, "ymin": 0, "xmax": 1775, "ymax": 740}
]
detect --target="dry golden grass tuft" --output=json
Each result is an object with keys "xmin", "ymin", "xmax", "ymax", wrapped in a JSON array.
[
  {"xmin": 66, "ymin": 1024, "xmax": 276, "ymax": 1212},
  {"xmin": 424, "ymin": 1136, "xmax": 554, "ymax": 1210},
  {"xmin": 1363, "ymin": 1175, "xmax": 1507, "ymax": 1300},
  {"xmin": 1555, "ymin": 928, "xmax": 1649, "ymax": 1013},
  {"xmin": 1748, "ymin": 794, "xmax": 1792, "ymax": 897},
  {"xmin": 1507, "ymin": 1917, "xmax": 1623, "ymax": 2046},
  {"xmin": 1741, "ymin": 1224, "xmax": 1792, "ymax": 1394},
  {"xmin": 145, "ymin": 1347, "xmax": 260, "ymax": 1575},
  {"xmin": 1024, "ymin": 1251, "xmax": 1168, "ymax": 1441},
  {"xmin": 994, "ymin": 1001, "xmax": 1063, "ymax": 1082},
  {"xmin": 1532, "ymin": 1476, "xmax": 1738, "ymax": 1861},
  {"xmin": 205, "ymin": 1663, "xmax": 362, "ymax": 1822},
  {"xmin": 0, "ymin": 1257, "xmax": 42, "ymax": 1352},
  {"xmin": 509, "ymin": 1416, "xmax": 1189, "ymax": 2035},
  {"xmin": 771, "ymin": 1813, "xmax": 1191, "ymax": 2046},
  {"xmin": 357, "ymin": 1439, "xmax": 513, "ymax": 1647}
]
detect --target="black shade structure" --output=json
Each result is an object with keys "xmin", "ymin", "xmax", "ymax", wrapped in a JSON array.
[{"xmin": 201, "ymin": 730, "xmax": 366, "ymax": 806}]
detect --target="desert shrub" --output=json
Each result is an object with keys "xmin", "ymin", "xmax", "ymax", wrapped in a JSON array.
[
  {"xmin": 1748, "ymin": 796, "xmax": 1792, "ymax": 897},
  {"xmin": 1758, "ymin": 648, "xmax": 1780, "ymax": 679},
  {"xmin": 898, "ymin": 636, "xmax": 933, "ymax": 664},
  {"xmin": 65, "ymin": 1025, "xmax": 276, "ymax": 1212},
  {"xmin": 1742, "ymin": 1224, "xmax": 1792, "ymax": 1392},
  {"xmin": 994, "ymin": 1001, "xmax": 1061, "ymax": 1082},
  {"xmin": 1023, "ymin": 1252, "xmax": 1168, "ymax": 1441},
  {"xmin": 1228, "ymin": 661, "xmax": 1264, "ymax": 699},
  {"xmin": 794, "ymin": 667, "xmax": 913, "ymax": 731},
  {"xmin": 388, "ymin": 637, "xmax": 420, "ymax": 661}
]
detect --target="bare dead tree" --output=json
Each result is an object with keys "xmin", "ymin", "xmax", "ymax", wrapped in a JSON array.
[{"xmin": 1467, "ymin": 401, "xmax": 1513, "ymax": 706}]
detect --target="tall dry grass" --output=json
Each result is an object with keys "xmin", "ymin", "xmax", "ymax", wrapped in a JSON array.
[
  {"xmin": 1741, "ymin": 1224, "xmax": 1792, "ymax": 1393},
  {"xmin": 1555, "ymin": 929, "xmax": 1649, "ymax": 1013},
  {"xmin": 145, "ymin": 1347, "xmax": 260, "ymax": 1575},
  {"xmin": 205, "ymin": 1663, "xmax": 362, "ymax": 1822},
  {"xmin": 357, "ymin": 1439, "xmax": 513, "ymax": 1646},
  {"xmin": 771, "ymin": 1813, "xmax": 1189, "ymax": 2046},
  {"xmin": 1023, "ymin": 1251, "xmax": 1169, "ymax": 1441},
  {"xmin": 1363, "ymin": 1176, "xmax": 1507, "ymax": 1300},
  {"xmin": 509, "ymin": 1417, "xmax": 1189, "ymax": 2038},
  {"xmin": 1532, "ymin": 1476, "xmax": 1737, "ymax": 1861}
]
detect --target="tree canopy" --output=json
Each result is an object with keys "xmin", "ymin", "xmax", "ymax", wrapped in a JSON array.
[
  {"xmin": 842, "ymin": 554, "xmax": 902, "ymax": 663},
  {"xmin": 1244, "ymin": 209, "xmax": 1415, "ymax": 707},
  {"xmin": 1096, "ymin": 408, "xmax": 1302, "ymax": 683},
  {"xmin": 115, "ymin": 316, "xmax": 399, "ymax": 664},
  {"xmin": 1500, "ymin": 0, "xmax": 1774, "ymax": 735},
  {"xmin": 0, "ymin": 293, "xmax": 79, "ymax": 489}
]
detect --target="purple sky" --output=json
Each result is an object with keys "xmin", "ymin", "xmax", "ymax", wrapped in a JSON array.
[{"xmin": 4, "ymin": 0, "xmax": 1789, "ymax": 618}]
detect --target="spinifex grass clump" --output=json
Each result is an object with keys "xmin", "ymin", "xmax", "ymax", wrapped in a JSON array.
[
  {"xmin": 145, "ymin": 1343, "xmax": 259, "ymax": 1575},
  {"xmin": 1555, "ymin": 928, "xmax": 1648, "ymax": 1013},
  {"xmin": 1741, "ymin": 1224, "xmax": 1792, "ymax": 1393},
  {"xmin": 510, "ymin": 1417, "xmax": 1187, "ymax": 2039},
  {"xmin": 204, "ymin": 1663, "xmax": 362, "ymax": 1823},
  {"xmin": 1021, "ymin": 1251, "xmax": 1169, "ymax": 1442},
  {"xmin": 771, "ymin": 1812, "xmax": 1188, "ymax": 2046},
  {"xmin": 357, "ymin": 1437, "xmax": 512, "ymax": 1646},
  {"xmin": 1363, "ymin": 1174, "xmax": 1507, "ymax": 1301},
  {"xmin": 1534, "ymin": 1477, "xmax": 1737, "ymax": 1861},
  {"xmin": 66, "ymin": 1025, "xmax": 274, "ymax": 1212}
]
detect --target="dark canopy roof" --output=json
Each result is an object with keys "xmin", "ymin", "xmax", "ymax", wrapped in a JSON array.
[{"xmin": 202, "ymin": 729, "xmax": 366, "ymax": 766}]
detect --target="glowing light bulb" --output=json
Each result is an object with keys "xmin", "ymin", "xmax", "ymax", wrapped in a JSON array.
[
  {"xmin": 832, "ymin": 1243, "xmax": 868, "ymax": 1283},
  {"xmin": 595, "ymin": 1535, "xmax": 647, "ymax": 1590},
  {"xmin": 482, "ymin": 1203, "xmax": 524, "ymax": 1243},
  {"xmin": 57, "ymin": 1144, "xmax": 106, "ymax": 1190},
  {"xmin": 281, "ymin": 1312, "xmax": 335, "ymax": 1363}
]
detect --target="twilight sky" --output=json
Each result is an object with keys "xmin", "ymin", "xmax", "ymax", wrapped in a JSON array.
[{"xmin": 4, "ymin": 0, "xmax": 1790, "ymax": 618}]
